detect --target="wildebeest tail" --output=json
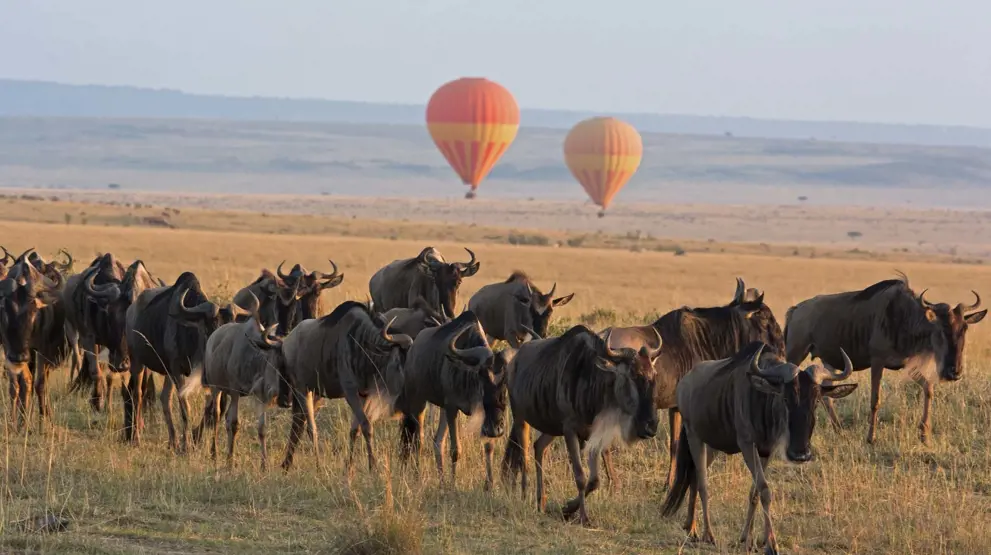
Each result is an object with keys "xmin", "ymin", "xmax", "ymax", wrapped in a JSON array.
[
  {"xmin": 660, "ymin": 426, "xmax": 694, "ymax": 517},
  {"xmin": 500, "ymin": 418, "xmax": 529, "ymax": 481},
  {"xmin": 398, "ymin": 412, "xmax": 421, "ymax": 462},
  {"xmin": 783, "ymin": 305, "xmax": 797, "ymax": 344}
]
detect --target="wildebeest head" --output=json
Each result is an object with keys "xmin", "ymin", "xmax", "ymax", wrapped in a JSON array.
[
  {"xmin": 443, "ymin": 314, "xmax": 505, "ymax": 438},
  {"xmin": 0, "ymin": 266, "xmax": 63, "ymax": 369},
  {"xmin": 505, "ymin": 272, "xmax": 574, "ymax": 339},
  {"xmin": 728, "ymin": 278, "xmax": 785, "ymax": 355},
  {"xmin": 277, "ymin": 259, "xmax": 344, "ymax": 323},
  {"xmin": 416, "ymin": 247, "xmax": 480, "ymax": 319},
  {"xmin": 917, "ymin": 289, "xmax": 986, "ymax": 381},
  {"xmin": 746, "ymin": 343, "xmax": 857, "ymax": 462},
  {"xmin": 169, "ymin": 273, "xmax": 250, "ymax": 336},
  {"xmin": 371, "ymin": 314, "xmax": 415, "ymax": 395},
  {"xmin": 84, "ymin": 259, "xmax": 163, "ymax": 371},
  {"xmin": 598, "ymin": 328, "xmax": 662, "ymax": 440}
]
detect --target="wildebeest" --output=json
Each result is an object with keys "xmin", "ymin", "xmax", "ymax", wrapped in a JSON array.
[
  {"xmin": 660, "ymin": 342, "xmax": 856, "ymax": 554},
  {"xmin": 196, "ymin": 291, "xmax": 285, "ymax": 470},
  {"xmin": 124, "ymin": 271, "xmax": 249, "ymax": 448},
  {"xmin": 501, "ymin": 325, "xmax": 660, "ymax": 525},
  {"xmin": 604, "ymin": 278, "xmax": 785, "ymax": 489},
  {"xmin": 368, "ymin": 247, "xmax": 480, "ymax": 320},
  {"xmin": 380, "ymin": 296, "xmax": 447, "ymax": 339},
  {"xmin": 784, "ymin": 274, "xmax": 987, "ymax": 443},
  {"xmin": 233, "ymin": 269, "xmax": 294, "ymax": 329},
  {"xmin": 397, "ymin": 310, "xmax": 509, "ymax": 489},
  {"xmin": 64, "ymin": 254, "xmax": 162, "ymax": 413},
  {"xmin": 279, "ymin": 301, "xmax": 413, "ymax": 471},
  {"xmin": 275, "ymin": 259, "xmax": 344, "ymax": 334},
  {"xmin": 468, "ymin": 271, "xmax": 574, "ymax": 346},
  {"xmin": 0, "ymin": 260, "xmax": 68, "ymax": 429}
]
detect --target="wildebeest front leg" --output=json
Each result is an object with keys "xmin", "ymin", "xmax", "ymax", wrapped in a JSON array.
[
  {"xmin": 432, "ymin": 410, "xmax": 449, "ymax": 482},
  {"xmin": 122, "ymin": 365, "xmax": 144, "ymax": 444},
  {"xmin": 445, "ymin": 407, "xmax": 461, "ymax": 486},
  {"xmin": 281, "ymin": 391, "xmax": 307, "ymax": 471},
  {"xmin": 483, "ymin": 441, "xmax": 495, "ymax": 491},
  {"xmin": 914, "ymin": 374, "xmax": 935, "ymax": 443},
  {"xmin": 741, "ymin": 444, "xmax": 777, "ymax": 554},
  {"xmin": 159, "ymin": 377, "xmax": 178, "ymax": 451},
  {"xmin": 224, "ymin": 394, "xmax": 240, "ymax": 468},
  {"xmin": 561, "ymin": 432, "xmax": 592, "ymax": 526},
  {"xmin": 739, "ymin": 453, "xmax": 770, "ymax": 549},
  {"xmin": 665, "ymin": 408, "xmax": 681, "ymax": 489},
  {"xmin": 601, "ymin": 447, "xmax": 619, "ymax": 494},
  {"xmin": 343, "ymin": 390, "xmax": 375, "ymax": 472},
  {"xmin": 866, "ymin": 363, "xmax": 885, "ymax": 444},
  {"xmin": 257, "ymin": 401, "xmax": 269, "ymax": 472},
  {"xmin": 18, "ymin": 367, "xmax": 34, "ymax": 431},
  {"xmin": 533, "ymin": 431, "xmax": 554, "ymax": 512},
  {"xmin": 7, "ymin": 370, "xmax": 23, "ymax": 430},
  {"xmin": 33, "ymin": 355, "xmax": 52, "ymax": 424},
  {"xmin": 563, "ymin": 445, "xmax": 603, "ymax": 523}
]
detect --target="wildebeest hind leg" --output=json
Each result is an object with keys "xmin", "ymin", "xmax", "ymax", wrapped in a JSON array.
[
  {"xmin": 224, "ymin": 394, "xmax": 239, "ymax": 468},
  {"xmin": 176, "ymin": 387, "xmax": 193, "ymax": 453},
  {"xmin": 665, "ymin": 409, "xmax": 682, "ymax": 489},
  {"xmin": 281, "ymin": 392, "xmax": 307, "ymax": 471},
  {"xmin": 865, "ymin": 364, "xmax": 885, "ymax": 444},
  {"xmin": 159, "ymin": 377, "xmax": 178, "ymax": 451},
  {"xmin": 687, "ymin": 435, "xmax": 715, "ymax": 544}
]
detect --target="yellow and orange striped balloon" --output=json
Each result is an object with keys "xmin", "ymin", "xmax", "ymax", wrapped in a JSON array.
[
  {"xmin": 426, "ymin": 78, "xmax": 520, "ymax": 198},
  {"xmin": 563, "ymin": 117, "xmax": 643, "ymax": 216}
]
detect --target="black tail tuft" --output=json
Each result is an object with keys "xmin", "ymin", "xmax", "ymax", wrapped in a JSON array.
[
  {"xmin": 660, "ymin": 426, "xmax": 695, "ymax": 517},
  {"xmin": 398, "ymin": 412, "xmax": 421, "ymax": 462}
]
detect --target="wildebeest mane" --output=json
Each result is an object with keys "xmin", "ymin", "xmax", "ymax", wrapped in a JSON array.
[
  {"xmin": 853, "ymin": 276, "xmax": 912, "ymax": 302},
  {"xmin": 653, "ymin": 304, "xmax": 774, "ymax": 375},
  {"xmin": 318, "ymin": 300, "xmax": 373, "ymax": 329},
  {"xmin": 504, "ymin": 270, "xmax": 530, "ymax": 284}
]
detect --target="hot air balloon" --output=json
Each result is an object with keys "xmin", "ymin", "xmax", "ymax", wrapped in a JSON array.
[
  {"xmin": 426, "ymin": 77, "xmax": 520, "ymax": 199},
  {"xmin": 563, "ymin": 117, "xmax": 643, "ymax": 217}
]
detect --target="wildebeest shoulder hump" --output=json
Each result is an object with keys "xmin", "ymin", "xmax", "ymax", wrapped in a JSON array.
[
  {"xmin": 318, "ymin": 300, "xmax": 370, "ymax": 329},
  {"xmin": 853, "ymin": 278, "xmax": 909, "ymax": 302}
]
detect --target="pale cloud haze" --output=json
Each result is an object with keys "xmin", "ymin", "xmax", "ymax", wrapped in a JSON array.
[{"xmin": 1, "ymin": 0, "xmax": 988, "ymax": 126}]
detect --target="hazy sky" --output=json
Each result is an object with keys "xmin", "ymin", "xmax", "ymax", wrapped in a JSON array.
[{"xmin": 2, "ymin": 1, "xmax": 989, "ymax": 126}]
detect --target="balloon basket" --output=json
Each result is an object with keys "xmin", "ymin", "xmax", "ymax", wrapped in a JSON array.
[
  {"xmin": 597, "ymin": 210, "xmax": 606, "ymax": 218},
  {"xmin": 465, "ymin": 190, "xmax": 476, "ymax": 200}
]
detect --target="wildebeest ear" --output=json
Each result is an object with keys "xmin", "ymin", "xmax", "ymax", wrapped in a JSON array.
[
  {"xmin": 613, "ymin": 374, "xmax": 638, "ymax": 414},
  {"xmin": 965, "ymin": 309, "xmax": 988, "ymax": 324},
  {"xmin": 925, "ymin": 309, "xmax": 938, "ymax": 323},
  {"xmin": 821, "ymin": 383, "xmax": 857, "ymax": 399},
  {"xmin": 552, "ymin": 293, "xmax": 575, "ymax": 307},
  {"xmin": 748, "ymin": 375, "xmax": 783, "ymax": 396}
]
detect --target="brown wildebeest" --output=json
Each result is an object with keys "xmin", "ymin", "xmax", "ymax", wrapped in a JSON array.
[
  {"xmin": 603, "ymin": 278, "xmax": 785, "ymax": 490},
  {"xmin": 468, "ymin": 271, "xmax": 574, "ymax": 346},
  {"xmin": 784, "ymin": 274, "xmax": 987, "ymax": 443},
  {"xmin": 124, "ymin": 271, "xmax": 249, "ymax": 449},
  {"xmin": 501, "ymin": 325, "xmax": 660, "ymax": 526},
  {"xmin": 279, "ymin": 301, "xmax": 413, "ymax": 472},
  {"xmin": 660, "ymin": 341, "xmax": 856, "ymax": 554},
  {"xmin": 381, "ymin": 296, "xmax": 446, "ymax": 339},
  {"xmin": 275, "ymin": 259, "xmax": 344, "ymax": 334},
  {"xmin": 397, "ymin": 310, "xmax": 509, "ymax": 489},
  {"xmin": 0, "ymin": 261, "xmax": 67, "ymax": 429},
  {"xmin": 195, "ymin": 291, "xmax": 285, "ymax": 470},
  {"xmin": 368, "ymin": 246, "xmax": 480, "ymax": 320}
]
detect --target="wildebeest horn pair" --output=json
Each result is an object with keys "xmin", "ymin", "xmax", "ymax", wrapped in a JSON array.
[
  {"xmin": 453, "ymin": 248, "xmax": 480, "ymax": 276},
  {"xmin": 747, "ymin": 343, "xmax": 853, "ymax": 384},
  {"xmin": 84, "ymin": 268, "xmax": 122, "ymax": 303},
  {"xmin": 919, "ymin": 288, "xmax": 982, "ymax": 314}
]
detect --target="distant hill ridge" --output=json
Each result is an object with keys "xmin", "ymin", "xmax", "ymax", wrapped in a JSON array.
[{"xmin": 3, "ymin": 79, "xmax": 991, "ymax": 149}]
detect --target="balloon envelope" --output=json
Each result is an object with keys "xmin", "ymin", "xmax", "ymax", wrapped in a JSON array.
[
  {"xmin": 563, "ymin": 117, "xmax": 643, "ymax": 212},
  {"xmin": 426, "ymin": 78, "xmax": 520, "ymax": 196}
]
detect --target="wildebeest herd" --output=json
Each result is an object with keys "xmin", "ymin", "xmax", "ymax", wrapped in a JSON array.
[{"xmin": 0, "ymin": 245, "xmax": 985, "ymax": 554}]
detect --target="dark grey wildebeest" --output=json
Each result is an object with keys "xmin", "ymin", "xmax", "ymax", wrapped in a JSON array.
[
  {"xmin": 280, "ymin": 301, "xmax": 413, "ymax": 472},
  {"xmin": 380, "ymin": 296, "xmax": 446, "ymax": 340},
  {"xmin": 0, "ymin": 262, "xmax": 68, "ymax": 429},
  {"xmin": 124, "ymin": 271, "xmax": 249, "ymax": 448},
  {"xmin": 368, "ymin": 247, "xmax": 480, "ymax": 320},
  {"xmin": 397, "ymin": 310, "xmax": 510, "ymax": 489},
  {"xmin": 233, "ymin": 269, "xmax": 295, "ymax": 329},
  {"xmin": 660, "ymin": 341, "xmax": 856, "ymax": 554},
  {"xmin": 468, "ymin": 271, "xmax": 574, "ymax": 346},
  {"xmin": 784, "ymin": 274, "xmax": 987, "ymax": 444},
  {"xmin": 194, "ymin": 291, "xmax": 285, "ymax": 470},
  {"xmin": 67, "ymin": 255, "xmax": 162, "ymax": 414},
  {"xmin": 603, "ymin": 278, "xmax": 785, "ymax": 490},
  {"xmin": 275, "ymin": 259, "xmax": 344, "ymax": 335},
  {"xmin": 501, "ymin": 325, "xmax": 660, "ymax": 526}
]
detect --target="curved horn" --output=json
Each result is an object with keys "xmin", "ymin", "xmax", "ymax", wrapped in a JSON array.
[
  {"xmin": 733, "ymin": 277, "xmax": 745, "ymax": 304},
  {"xmin": 276, "ymin": 260, "xmax": 292, "ymax": 283},
  {"xmin": 260, "ymin": 323, "xmax": 282, "ymax": 348},
  {"xmin": 233, "ymin": 290, "xmax": 261, "ymax": 318},
  {"xmin": 808, "ymin": 347, "xmax": 854, "ymax": 384},
  {"xmin": 962, "ymin": 290, "xmax": 982, "ymax": 312},
  {"xmin": 918, "ymin": 288, "xmax": 936, "ymax": 309},
  {"xmin": 521, "ymin": 324, "xmax": 542, "ymax": 340},
  {"xmin": 56, "ymin": 248, "xmax": 73, "ymax": 272},
  {"xmin": 16, "ymin": 247, "xmax": 35, "ymax": 262},
  {"xmin": 546, "ymin": 282, "xmax": 557, "ymax": 298},
  {"xmin": 646, "ymin": 326, "xmax": 663, "ymax": 358},
  {"xmin": 602, "ymin": 328, "xmax": 637, "ymax": 361},
  {"xmin": 455, "ymin": 247, "xmax": 480, "ymax": 276},
  {"xmin": 447, "ymin": 322, "xmax": 493, "ymax": 365},
  {"xmin": 313, "ymin": 259, "xmax": 340, "ymax": 281},
  {"xmin": 749, "ymin": 343, "xmax": 765, "ymax": 374},
  {"xmin": 0, "ymin": 246, "xmax": 11, "ymax": 266},
  {"xmin": 381, "ymin": 316, "xmax": 413, "ymax": 349},
  {"xmin": 84, "ymin": 269, "xmax": 121, "ymax": 302},
  {"xmin": 174, "ymin": 288, "xmax": 219, "ymax": 320}
]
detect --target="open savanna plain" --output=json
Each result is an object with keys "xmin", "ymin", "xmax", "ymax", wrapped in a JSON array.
[{"xmin": 1, "ymin": 210, "xmax": 991, "ymax": 554}]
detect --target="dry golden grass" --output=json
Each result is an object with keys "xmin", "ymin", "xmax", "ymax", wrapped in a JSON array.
[{"xmin": 0, "ymin": 216, "xmax": 990, "ymax": 554}]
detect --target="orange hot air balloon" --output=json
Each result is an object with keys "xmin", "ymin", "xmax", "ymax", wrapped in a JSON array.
[
  {"xmin": 563, "ymin": 117, "xmax": 643, "ymax": 217},
  {"xmin": 426, "ymin": 77, "xmax": 520, "ymax": 199}
]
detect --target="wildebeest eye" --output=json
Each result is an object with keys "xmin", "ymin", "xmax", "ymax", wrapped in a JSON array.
[{"xmin": 516, "ymin": 296, "xmax": 529, "ymax": 305}]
